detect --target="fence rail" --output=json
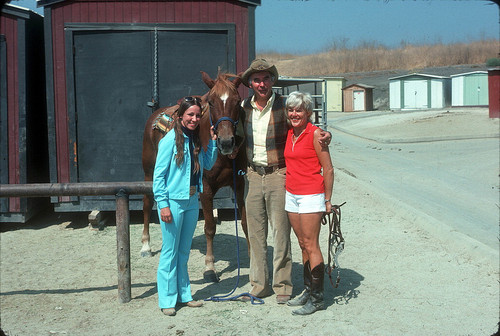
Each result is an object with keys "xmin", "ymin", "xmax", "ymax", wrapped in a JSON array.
[
  {"xmin": 0, "ymin": 182, "xmax": 153, "ymax": 303},
  {"xmin": 0, "ymin": 182, "xmax": 152, "ymax": 197}
]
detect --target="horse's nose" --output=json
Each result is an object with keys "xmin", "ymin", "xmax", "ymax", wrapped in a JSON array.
[{"xmin": 217, "ymin": 136, "xmax": 235, "ymax": 155}]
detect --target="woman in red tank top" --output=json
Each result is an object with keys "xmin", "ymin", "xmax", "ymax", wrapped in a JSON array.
[{"xmin": 284, "ymin": 91, "xmax": 334, "ymax": 315}]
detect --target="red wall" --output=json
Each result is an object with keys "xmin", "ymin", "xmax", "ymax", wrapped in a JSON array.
[
  {"xmin": 47, "ymin": 0, "xmax": 251, "ymax": 184},
  {"xmin": 1, "ymin": 13, "xmax": 21, "ymax": 211},
  {"xmin": 488, "ymin": 69, "xmax": 500, "ymax": 118}
]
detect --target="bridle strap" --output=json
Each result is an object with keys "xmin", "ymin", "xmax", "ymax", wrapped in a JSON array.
[
  {"xmin": 322, "ymin": 201, "xmax": 346, "ymax": 288},
  {"xmin": 214, "ymin": 116, "xmax": 239, "ymax": 131},
  {"xmin": 209, "ymin": 110, "xmax": 239, "ymax": 133}
]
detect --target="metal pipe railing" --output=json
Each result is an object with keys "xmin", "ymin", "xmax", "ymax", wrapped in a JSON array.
[
  {"xmin": 0, "ymin": 182, "xmax": 152, "ymax": 197},
  {"xmin": 0, "ymin": 182, "xmax": 153, "ymax": 303}
]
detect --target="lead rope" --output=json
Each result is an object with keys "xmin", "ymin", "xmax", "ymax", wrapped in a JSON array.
[
  {"xmin": 204, "ymin": 159, "xmax": 264, "ymax": 304},
  {"xmin": 322, "ymin": 201, "xmax": 346, "ymax": 288}
]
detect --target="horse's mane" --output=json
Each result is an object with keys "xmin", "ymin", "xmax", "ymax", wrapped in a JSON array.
[{"xmin": 209, "ymin": 73, "xmax": 239, "ymax": 97}]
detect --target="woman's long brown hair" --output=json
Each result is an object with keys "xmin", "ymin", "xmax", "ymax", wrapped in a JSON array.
[{"xmin": 174, "ymin": 98, "xmax": 202, "ymax": 174}]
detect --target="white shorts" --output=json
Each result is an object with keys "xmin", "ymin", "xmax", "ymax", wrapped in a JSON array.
[{"xmin": 285, "ymin": 191, "xmax": 326, "ymax": 213}]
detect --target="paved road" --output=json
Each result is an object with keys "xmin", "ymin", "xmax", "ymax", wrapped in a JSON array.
[{"xmin": 328, "ymin": 112, "xmax": 499, "ymax": 252}]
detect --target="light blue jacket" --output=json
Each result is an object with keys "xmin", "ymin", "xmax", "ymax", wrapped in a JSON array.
[{"xmin": 153, "ymin": 130, "xmax": 217, "ymax": 210}]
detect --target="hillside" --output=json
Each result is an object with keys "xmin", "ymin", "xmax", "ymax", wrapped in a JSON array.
[
  {"xmin": 257, "ymin": 39, "xmax": 498, "ymax": 110},
  {"xmin": 258, "ymin": 40, "xmax": 498, "ymax": 77}
]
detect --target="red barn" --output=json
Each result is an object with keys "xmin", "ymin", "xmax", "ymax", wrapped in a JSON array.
[
  {"xmin": 37, "ymin": 0, "xmax": 260, "ymax": 212},
  {"xmin": 1, "ymin": 4, "xmax": 48, "ymax": 223},
  {"xmin": 488, "ymin": 67, "xmax": 500, "ymax": 118}
]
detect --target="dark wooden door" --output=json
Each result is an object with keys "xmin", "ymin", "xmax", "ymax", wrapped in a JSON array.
[{"xmin": 67, "ymin": 25, "xmax": 235, "ymax": 210}]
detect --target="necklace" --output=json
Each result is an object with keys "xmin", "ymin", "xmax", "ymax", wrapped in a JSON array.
[{"xmin": 292, "ymin": 128, "xmax": 305, "ymax": 144}]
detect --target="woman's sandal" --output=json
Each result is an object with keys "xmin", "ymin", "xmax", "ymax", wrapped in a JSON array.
[
  {"xmin": 185, "ymin": 300, "xmax": 203, "ymax": 307},
  {"xmin": 161, "ymin": 308, "xmax": 176, "ymax": 316}
]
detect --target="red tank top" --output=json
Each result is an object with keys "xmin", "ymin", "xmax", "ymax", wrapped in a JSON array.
[{"xmin": 284, "ymin": 122, "xmax": 324, "ymax": 195}]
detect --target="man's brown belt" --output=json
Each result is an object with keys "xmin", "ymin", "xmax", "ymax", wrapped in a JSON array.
[{"xmin": 249, "ymin": 163, "xmax": 286, "ymax": 176}]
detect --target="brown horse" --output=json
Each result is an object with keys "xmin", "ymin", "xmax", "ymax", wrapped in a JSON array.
[{"xmin": 141, "ymin": 71, "xmax": 248, "ymax": 282}]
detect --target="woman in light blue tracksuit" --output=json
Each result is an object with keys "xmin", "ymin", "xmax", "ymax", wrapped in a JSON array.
[{"xmin": 153, "ymin": 97, "xmax": 218, "ymax": 316}]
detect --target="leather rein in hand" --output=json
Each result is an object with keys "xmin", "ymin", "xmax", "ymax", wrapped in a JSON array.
[{"xmin": 322, "ymin": 201, "xmax": 346, "ymax": 288}]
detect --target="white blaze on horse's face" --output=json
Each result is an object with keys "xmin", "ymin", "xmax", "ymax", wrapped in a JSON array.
[
  {"xmin": 213, "ymin": 90, "xmax": 236, "ymax": 156},
  {"xmin": 220, "ymin": 92, "xmax": 229, "ymax": 110}
]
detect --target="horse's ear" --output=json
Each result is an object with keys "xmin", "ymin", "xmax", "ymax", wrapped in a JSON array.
[
  {"xmin": 201, "ymin": 71, "xmax": 215, "ymax": 89},
  {"xmin": 232, "ymin": 72, "xmax": 243, "ymax": 88}
]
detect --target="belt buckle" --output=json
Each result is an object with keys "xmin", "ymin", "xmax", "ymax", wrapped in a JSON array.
[{"xmin": 255, "ymin": 165, "xmax": 266, "ymax": 176}]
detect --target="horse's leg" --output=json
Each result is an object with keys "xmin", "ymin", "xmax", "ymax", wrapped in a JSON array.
[
  {"xmin": 234, "ymin": 177, "xmax": 250, "ymax": 257},
  {"xmin": 200, "ymin": 189, "xmax": 220, "ymax": 283},
  {"xmin": 141, "ymin": 193, "xmax": 153, "ymax": 257}
]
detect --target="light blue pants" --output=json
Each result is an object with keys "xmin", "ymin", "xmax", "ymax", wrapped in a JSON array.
[{"xmin": 157, "ymin": 195, "xmax": 199, "ymax": 309}]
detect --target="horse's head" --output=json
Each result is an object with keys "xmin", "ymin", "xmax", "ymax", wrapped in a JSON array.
[{"xmin": 201, "ymin": 71, "xmax": 242, "ymax": 156}]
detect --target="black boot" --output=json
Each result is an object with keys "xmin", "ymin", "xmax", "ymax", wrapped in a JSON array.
[
  {"xmin": 287, "ymin": 261, "xmax": 311, "ymax": 306},
  {"xmin": 292, "ymin": 262, "xmax": 324, "ymax": 315}
]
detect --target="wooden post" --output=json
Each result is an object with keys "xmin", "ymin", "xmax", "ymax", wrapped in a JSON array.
[
  {"xmin": 0, "ymin": 182, "xmax": 153, "ymax": 303},
  {"xmin": 115, "ymin": 189, "xmax": 131, "ymax": 303}
]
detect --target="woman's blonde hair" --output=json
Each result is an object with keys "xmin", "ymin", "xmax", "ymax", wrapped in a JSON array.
[{"xmin": 285, "ymin": 91, "xmax": 313, "ymax": 120}]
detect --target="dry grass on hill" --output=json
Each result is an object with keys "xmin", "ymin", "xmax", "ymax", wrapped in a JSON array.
[{"xmin": 258, "ymin": 39, "xmax": 499, "ymax": 77}]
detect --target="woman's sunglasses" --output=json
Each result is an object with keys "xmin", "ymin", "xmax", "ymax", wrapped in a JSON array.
[{"xmin": 184, "ymin": 96, "xmax": 201, "ymax": 103}]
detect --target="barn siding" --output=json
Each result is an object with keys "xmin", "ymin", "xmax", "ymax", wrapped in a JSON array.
[
  {"xmin": 1, "ymin": 13, "xmax": 21, "ymax": 211},
  {"xmin": 44, "ymin": 0, "xmax": 254, "ymax": 189},
  {"xmin": 1, "ymin": 6, "xmax": 48, "ymax": 221},
  {"xmin": 488, "ymin": 69, "xmax": 500, "ymax": 118}
]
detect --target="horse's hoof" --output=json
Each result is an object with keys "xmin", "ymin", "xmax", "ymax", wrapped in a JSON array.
[
  {"xmin": 140, "ymin": 250, "xmax": 152, "ymax": 258},
  {"xmin": 203, "ymin": 270, "xmax": 220, "ymax": 283}
]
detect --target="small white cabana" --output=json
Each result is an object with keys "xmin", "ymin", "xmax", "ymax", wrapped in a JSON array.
[{"xmin": 389, "ymin": 73, "xmax": 451, "ymax": 110}]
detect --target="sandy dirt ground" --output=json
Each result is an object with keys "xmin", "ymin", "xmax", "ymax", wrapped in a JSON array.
[{"xmin": 1, "ymin": 108, "xmax": 499, "ymax": 336}]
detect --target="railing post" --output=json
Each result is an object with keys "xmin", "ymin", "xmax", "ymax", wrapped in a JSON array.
[
  {"xmin": 0, "ymin": 182, "xmax": 153, "ymax": 303},
  {"xmin": 115, "ymin": 189, "xmax": 131, "ymax": 303}
]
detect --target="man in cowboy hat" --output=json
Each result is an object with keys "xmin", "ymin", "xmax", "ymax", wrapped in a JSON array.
[{"xmin": 236, "ymin": 59, "xmax": 331, "ymax": 304}]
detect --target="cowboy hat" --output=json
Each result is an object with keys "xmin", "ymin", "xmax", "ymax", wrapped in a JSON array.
[{"xmin": 241, "ymin": 59, "xmax": 279, "ymax": 87}]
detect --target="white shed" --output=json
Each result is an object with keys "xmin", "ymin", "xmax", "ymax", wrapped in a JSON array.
[
  {"xmin": 322, "ymin": 77, "xmax": 346, "ymax": 112},
  {"xmin": 450, "ymin": 71, "xmax": 489, "ymax": 107},
  {"xmin": 389, "ymin": 73, "xmax": 451, "ymax": 110}
]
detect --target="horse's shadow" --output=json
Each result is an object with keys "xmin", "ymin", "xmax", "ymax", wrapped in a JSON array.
[
  {"xmin": 190, "ymin": 230, "xmax": 364, "ymax": 306},
  {"xmin": 190, "ymin": 231, "xmax": 273, "ymax": 300},
  {"xmin": 191, "ymin": 231, "xmax": 250, "ymax": 276},
  {"xmin": 133, "ymin": 230, "xmax": 250, "ymax": 301}
]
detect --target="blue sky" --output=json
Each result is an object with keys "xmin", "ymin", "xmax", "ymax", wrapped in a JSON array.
[
  {"xmin": 255, "ymin": 0, "xmax": 499, "ymax": 54},
  {"xmin": 7, "ymin": 0, "xmax": 499, "ymax": 54}
]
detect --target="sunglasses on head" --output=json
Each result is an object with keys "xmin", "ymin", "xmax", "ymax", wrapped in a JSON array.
[{"xmin": 184, "ymin": 96, "xmax": 201, "ymax": 103}]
